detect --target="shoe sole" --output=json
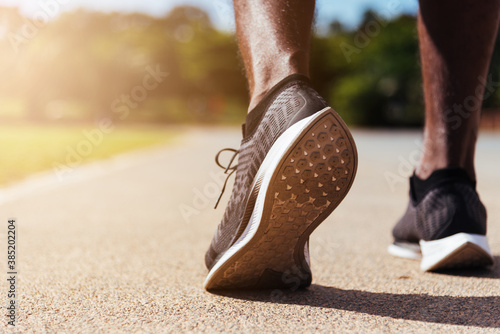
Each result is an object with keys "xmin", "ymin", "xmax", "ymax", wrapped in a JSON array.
[
  {"xmin": 204, "ymin": 107, "xmax": 357, "ymax": 290},
  {"xmin": 388, "ymin": 243, "xmax": 422, "ymax": 260},
  {"xmin": 420, "ymin": 233, "xmax": 494, "ymax": 271},
  {"xmin": 388, "ymin": 233, "xmax": 494, "ymax": 271}
]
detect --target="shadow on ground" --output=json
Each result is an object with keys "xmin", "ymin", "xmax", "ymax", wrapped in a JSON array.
[{"xmin": 212, "ymin": 257, "xmax": 500, "ymax": 328}]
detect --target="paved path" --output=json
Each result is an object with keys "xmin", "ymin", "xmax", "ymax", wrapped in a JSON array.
[{"xmin": 1, "ymin": 127, "xmax": 499, "ymax": 333}]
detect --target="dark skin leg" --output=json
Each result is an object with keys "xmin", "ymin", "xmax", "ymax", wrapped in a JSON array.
[
  {"xmin": 234, "ymin": 0, "xmax": 500, "ymax": 181},
  {"xmin": 417, "ymin": 0, "xmax": 500, "ymax": 180},
  {"xmin": 233, "ymin": 0, "xmax": 315, "ymax": 112}
]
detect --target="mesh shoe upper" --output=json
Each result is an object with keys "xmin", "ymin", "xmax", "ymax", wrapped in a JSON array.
[
  {"xmin": 392, "ymin": 168, "xmax": 487, "ymax": 244},
  {"xmin": 205, "ymin": 74, "xmax": 328, "ymax": 270}
]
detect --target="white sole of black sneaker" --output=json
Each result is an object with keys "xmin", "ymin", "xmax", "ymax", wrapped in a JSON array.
[
  {"xmin": 419, "ymin": 233, "xmax": 494, "ymax": 271},
  {"xmin": 387, "ymin": 244, "xmax": 422, "ymax": 260},
  {"xmin": 388, "ymin": 233, "xmax": 494, "ymax": 271},
  {"xmin": 204, "ymin": 107, "xmax": 357, "ymax": 290}
]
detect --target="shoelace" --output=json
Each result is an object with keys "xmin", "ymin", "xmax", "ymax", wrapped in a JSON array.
[{"xmin": 214, "ymin": 148, "xmax": 239, "ymax": 209}]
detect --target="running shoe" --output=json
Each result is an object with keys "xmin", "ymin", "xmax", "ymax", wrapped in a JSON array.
[
  {"xmin": 388, "ymin": 168, "xmax": 494, "ymax": 271},
  {"xmin": 205, "ymin": 74, "xmax": 358, "ymax": 290}
]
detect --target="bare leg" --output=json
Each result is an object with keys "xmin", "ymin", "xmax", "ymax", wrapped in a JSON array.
[
  {"xmin": 233, "ymin": 0, "xmax": 315, "ymax": 111},
  {"xmin": 417, "ymin": 0, "xmax": 500, "ymax": 180},
  {"xmin": 205, "ymin": 0, "xmax": 360, "ymax": 289}
]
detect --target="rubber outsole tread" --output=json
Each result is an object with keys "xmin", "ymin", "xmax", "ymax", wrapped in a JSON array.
[{"xmin": 206, "ymin": 109, "xmax": 357, "ymax": 290}]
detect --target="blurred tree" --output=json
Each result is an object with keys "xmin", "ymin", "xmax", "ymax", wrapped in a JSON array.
[
  {"xmin": 312, "ymin": 12, "xmax": 422, "ymax": 126},
  {"xmin": 0, "ymin": 6, "xmax": 498, "ymax": 126}
]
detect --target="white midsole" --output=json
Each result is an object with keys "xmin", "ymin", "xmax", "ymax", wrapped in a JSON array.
[
  {"xmin": 204, "ymin": 107, "xmax": 332, "ymax": 288},
  {"xmin": 387, "ymin": 244, "xmax": 422, "ymax": 260},
  {"xmin": 419, "ymin": 233, "xmax": 493, "ymax": 271}
]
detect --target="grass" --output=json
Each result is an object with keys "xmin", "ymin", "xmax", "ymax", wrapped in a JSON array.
[{"xmin": 0, "ymin": 124, "xmax": 179, "ymax": 186}]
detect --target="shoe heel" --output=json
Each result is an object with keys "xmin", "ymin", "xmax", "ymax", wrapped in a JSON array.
[
  {"xmin": 205, "ymin": 107, "xmax": 357, "ymax": 290},
  {"xmin": 420, "ymin": 233, "xmax": 494, "ymax": 271}
]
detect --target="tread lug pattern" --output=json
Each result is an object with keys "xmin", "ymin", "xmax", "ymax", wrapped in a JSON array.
[{"xmin": 208, "ymin": 111, "xmax": 357, "ymax": 290}]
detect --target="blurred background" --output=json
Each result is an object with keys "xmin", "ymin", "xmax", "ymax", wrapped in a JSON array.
[{"xmin": 0, "ymin": 0, "xmax": 499, "ymax": 186}]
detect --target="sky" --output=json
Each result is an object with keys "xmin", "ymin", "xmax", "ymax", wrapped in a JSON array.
[{"xmin": 0, "ymin": 0, "xmax": 419, "ymax": 31}]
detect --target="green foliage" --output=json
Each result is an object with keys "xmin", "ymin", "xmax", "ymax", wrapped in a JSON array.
[
  {"xmin": 311, "ymin": 12, "xmax": 423, "ymax": 126},
  {"xmin": 0, "ymin": 6, "xmax": 499, "ymax": 127},
  {"xmin": 0, "ymin": 6, "xmax": 247, "ymax": 124}
]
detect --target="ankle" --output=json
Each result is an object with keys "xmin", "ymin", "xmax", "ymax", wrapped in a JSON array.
[
  {"xmin": 248, "ymin": 89, "xmax": 270, "ymax": 112},
  {"xmin": 416, "ymin": 140, "xmax": 476, "ymax": 181},
  {"xmin": 248, "ymin": 74, "xmax": 292, "ymax": 112},
  {"xmin": 416, "ymin": 163, "xmax": 476, "ymax": 181},
  {"xmin": 248, "ymin": 72, "xmax": 311, "ymax": 112},
  {"xmin": 247, "ymin": 59, "xmax": 310, "ymax": 112}
]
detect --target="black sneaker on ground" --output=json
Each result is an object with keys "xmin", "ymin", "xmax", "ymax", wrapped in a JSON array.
[
  {"xmin": 204, "ymin": 74, "xmax": 358, "ymax": 290},
  {"xmin": 388, "ymin": 168, "xmax": 494, "ymax": 271}
]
